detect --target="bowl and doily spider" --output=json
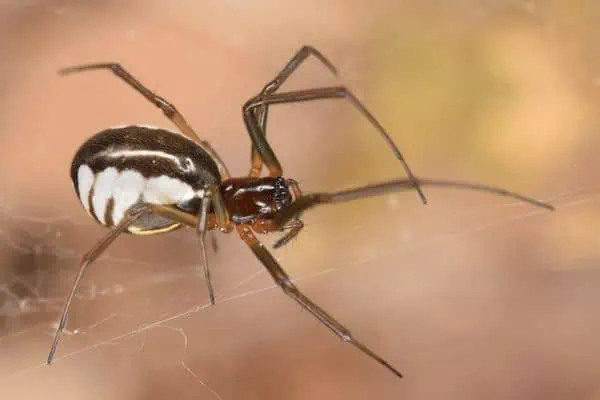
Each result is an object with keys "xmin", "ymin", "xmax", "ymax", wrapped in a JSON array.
[{"xmin": 47, "ymin": 46, "xmax": 554, "ymax": 378}]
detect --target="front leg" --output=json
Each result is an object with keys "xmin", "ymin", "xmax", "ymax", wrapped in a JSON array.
[
  {"xmin": 242, "ymin": 87, "xmax": 427, "ymax": 204},
  {"xmin": 236, "ymin": 224, "xmax": 403, "ymax": 379},
  {"xmin": 249, "ymin": 46, "xmax": 338, "ymax": 177}
]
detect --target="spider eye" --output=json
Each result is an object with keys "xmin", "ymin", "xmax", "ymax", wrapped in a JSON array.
[{"xmin": 273, "ymin": 177, "xmax": 292, "ymax": 210}]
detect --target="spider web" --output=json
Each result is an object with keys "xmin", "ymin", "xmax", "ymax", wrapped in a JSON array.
[
  {"xmin": 0, "ymin": 180, "xmax": 598, "ymax": 400},
  {"xmin": 3, "ymin": 1, "xmax": 600, "ymax": 399}
]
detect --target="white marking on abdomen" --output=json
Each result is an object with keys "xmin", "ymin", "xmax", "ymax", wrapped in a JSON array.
[
  {"xmin": 144, "ymin": 175, "xmax": 195, "ymax": 204},
  {"xmin": 77, "ymin": 165, "xmax": 94, "ymax": 214},
  {"xmin": 76, "ymin": 165, "xmax": 204, "ymax": 227},
  {"xmin": 112, "ymin": 170, "xmax": 146, "ymax": 224},
  {"xmin": 92, "ymin": 167, "xmax": 119, "ymax": 224},
  {"xmin": 99, "ymin": 148, "xmax": 196, "ymax": 173}
]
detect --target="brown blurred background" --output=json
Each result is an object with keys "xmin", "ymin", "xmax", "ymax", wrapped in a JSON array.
[{"xmin": 1, "ymin": 1, "xmax": 600, "ymax": 399}]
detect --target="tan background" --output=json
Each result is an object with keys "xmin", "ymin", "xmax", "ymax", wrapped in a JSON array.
[{"xmin": 1, "ymin": 1, "xmax": 600, "ymax": 399}]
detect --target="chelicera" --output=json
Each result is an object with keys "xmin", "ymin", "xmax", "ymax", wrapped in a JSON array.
[{"xmin": 48, "ymin": 46, "xmax": 554, "ymax": 378}]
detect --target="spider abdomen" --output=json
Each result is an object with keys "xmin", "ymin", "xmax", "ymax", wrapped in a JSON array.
[{"xmin": 70, "ymin": 125, "xmax": 221, "ymax": 234}]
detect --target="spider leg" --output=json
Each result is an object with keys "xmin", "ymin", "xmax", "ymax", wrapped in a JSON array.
[
  {"xmin": 195, "ymin": 184, "xmax": 233, "ymax": 305},
  {"xmin": 243, "ymin": 86, "xmax": 427, "ymax": 204},
  {"xmin": 271, "ymin": 177, "xmax": 555, "ymax": 229},
  {"xmin": 273, "ymin": 218, "xmax": 304, "ymax": 249},
  {"xmin": 196, "ymin": 188, "xmax": 216, "ymax": 305},
  {"xmin": 58, "ymin": 63, "xmax": 231, "ymax": 179},
  {"xmin": 210, "ymin": 233, "xmax": 219, "ymax": 254},
  {"xmin": 236, "ymin": 224, "xmax": 403, "ymax": 379},
  {"xmin": 48, "ymin": 201, "xmax": 232, "ymax": 364},
  {"xmin": 250, "ymin": 46, "xmax": 337, "ymax": 176},
  {"xmin": 47, "ymin": 205, "xmax": 150, "ymax": 365}
]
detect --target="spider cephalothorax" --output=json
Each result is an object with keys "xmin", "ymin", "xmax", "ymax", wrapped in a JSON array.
[{"xmin": 218, "ymin": 176, "xmax": 293, "ymax": 224}]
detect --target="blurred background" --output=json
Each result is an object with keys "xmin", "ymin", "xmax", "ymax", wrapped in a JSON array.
[{"xmin": 1, "ymin": 1, "xmax": 599, "ymax": 399}]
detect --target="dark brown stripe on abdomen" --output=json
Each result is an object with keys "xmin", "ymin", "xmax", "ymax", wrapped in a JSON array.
[
  {"xmin": 88, "ymin": 186, "xmax": 101, "ymax": 224},
  {"xmin": 104, "ymin": 198, "xmax": 115, "ymax": 227}
]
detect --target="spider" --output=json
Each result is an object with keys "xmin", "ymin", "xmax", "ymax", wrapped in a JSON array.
[{"xmin": 47, "ymin": 46, "xmax": 554, "ymax": 378}]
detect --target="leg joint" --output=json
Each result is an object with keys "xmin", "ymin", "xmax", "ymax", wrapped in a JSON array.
[
  {"xmin": 242, "ymin": 97, "xmax": 261, "ymax": 114},
  {"xmin": 277, "ymin": 275, "xmax": 296, "ymax": 293}
]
